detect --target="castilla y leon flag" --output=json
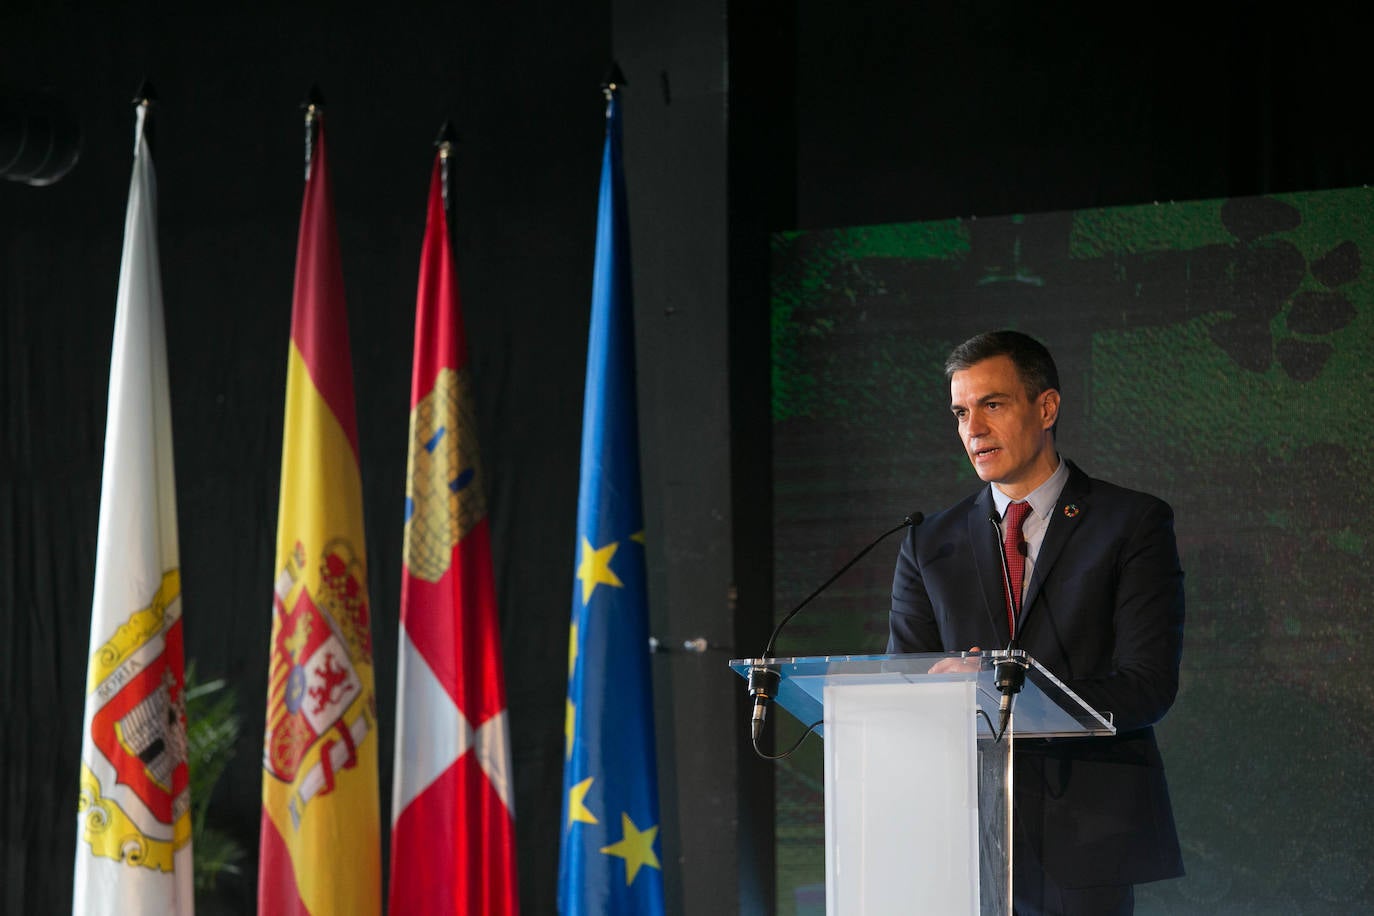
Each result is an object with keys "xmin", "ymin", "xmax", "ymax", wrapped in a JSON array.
[
  {"xmin": 73, "ymin": 97, "xmax": 194, "ymax": 916},
  {"xmin": 257, "ymin": 108, "xmax": 381, "ymax": 916},
  {"xmin": 558, "ymin": 81, "xmax": 666, "ymax": 916},
  {"xmin": 388, "ymin": 141, "xmax": 519, "ymax": 914}
]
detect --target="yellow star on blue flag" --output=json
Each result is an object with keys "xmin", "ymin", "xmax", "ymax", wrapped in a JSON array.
[
  {"xmin": 599, "ymin": 813, "xmax": 662, "ymax": 886},
  {"xmin": 576, "ymin": 536, "xmax": 623, "ymax": 604}
]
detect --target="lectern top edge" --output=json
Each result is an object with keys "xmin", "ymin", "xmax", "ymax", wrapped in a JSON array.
[{"xmin": 730, "ymin": 650, "xmax": 1115, "ymax": 739}]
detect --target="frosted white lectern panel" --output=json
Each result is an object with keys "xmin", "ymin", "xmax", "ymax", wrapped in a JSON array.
[{"xmin": 730, "ymin": 652, "xmax": 1113, "ymax": 915}]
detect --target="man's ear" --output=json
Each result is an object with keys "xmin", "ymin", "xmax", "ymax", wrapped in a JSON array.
[{"xmin": 1040, "ymin": 388, "xmax": 1061, "ymax": 430}]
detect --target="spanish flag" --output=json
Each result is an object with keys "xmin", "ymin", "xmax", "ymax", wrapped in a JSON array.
[{"xmin": 257, "ymin": 106, "xmax": 381, "ymax": 916}]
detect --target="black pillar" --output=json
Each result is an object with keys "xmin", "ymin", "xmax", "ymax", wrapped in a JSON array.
[{"xmin": 613, "ymin": 0, "xmax": 794, "ymax": 912}]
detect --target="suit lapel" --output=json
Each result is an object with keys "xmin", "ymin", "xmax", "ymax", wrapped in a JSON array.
[
  {"xmin": 967, "ymin": 486, "xmax": 1011, "ymax": 646},
  {"xmin": 1018, "ymin": 461, "xmax": 1091, "ymax": 632}
]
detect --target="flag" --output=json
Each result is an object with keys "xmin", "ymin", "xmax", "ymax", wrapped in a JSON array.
[
  {"xmin": 73, "ymin": 99, "xmax": 194, "ymax": 916},
  {"xmin": 388, "ymin": 145, "xmax": 519, "ymax": 914},
  {"xmin": 257, "ymin": 111, "xmax": 381, "ymax": 916},
  {"xmin": 558, "ymin": 85, "xmax": 665, "ymax": 916}
]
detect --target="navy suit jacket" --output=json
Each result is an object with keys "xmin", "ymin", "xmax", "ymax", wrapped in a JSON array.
[{"xmin": 888, "ymin": 460, "xmax": 1185, "ymax": 888}]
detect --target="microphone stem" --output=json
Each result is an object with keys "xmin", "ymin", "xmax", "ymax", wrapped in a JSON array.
[
  {"xmin": 748, "ymin": 510, "xmax": 921, "ymax": 753},
  {"xmin": 764, "ymin": 517, "xmax": 915, "ymax": 657}
]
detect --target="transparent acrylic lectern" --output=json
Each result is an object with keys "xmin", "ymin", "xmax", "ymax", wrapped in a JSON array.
[{"xmin": 729, "ymin": 651, "xmax": 1114, "ymax": 915}]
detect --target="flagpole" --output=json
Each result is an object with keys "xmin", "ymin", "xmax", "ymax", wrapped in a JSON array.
[
  {"xmin": 301, "ymin": 85, "xmax": 325, "ymax": 179},
  {"xmin": 131, "ymin": 80, "xmax": 157, "ymax": 151},
  {"xmin": 434, "ymin": 120, "xmax": 457, "ymax": 208},
  {"xmin": 601, "ymin": 61, "xmax": 627, "ymax": 112}
]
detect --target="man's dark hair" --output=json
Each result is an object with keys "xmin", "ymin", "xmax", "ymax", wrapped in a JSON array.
[{"xmin": 945, "ymin": 330, "xmax": 1060, "ymax": 397}]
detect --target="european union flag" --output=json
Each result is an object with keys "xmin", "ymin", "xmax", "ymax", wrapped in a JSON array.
[{"xmin": 558, "ymin": 80, "xmax": 666, "ymax": 916}]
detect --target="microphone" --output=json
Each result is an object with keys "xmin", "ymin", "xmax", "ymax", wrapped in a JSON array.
[
  {"xmin": 748, "ymin": 509, "xmax": 924, "ymax": 744},
  {"xmin": 993, "ymin": 651, "xmax": 1027, "ymax": 738},
  {"xmin": 988, "ymin": 511, "xmax": 1028, "ymax": 737},
  {"xmin": 748, "ymin": 666, "xmax": 781, "ymax": 741}
]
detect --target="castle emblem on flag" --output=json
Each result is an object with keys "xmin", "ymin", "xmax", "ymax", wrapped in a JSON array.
[
  {"xmin": 77, "ymin": 570, "xmax": 192, "ymax": 872},
  {"xmin": 264, "ymin": 539, "xmax": 375, "ymax": 827},
  {"xmin": 404, "ymin": 366, "xmax": 486, "ymax": 582}
]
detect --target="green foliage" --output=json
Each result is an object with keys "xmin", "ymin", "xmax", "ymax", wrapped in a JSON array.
[{"xmin": 184, "ymin": 662, "xmax": 246, "ymax": 892}]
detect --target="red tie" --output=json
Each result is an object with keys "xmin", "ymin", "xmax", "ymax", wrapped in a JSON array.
[{"xmin": 1003, "ymin": 501, "xmax": 1032, "ymax": 636}]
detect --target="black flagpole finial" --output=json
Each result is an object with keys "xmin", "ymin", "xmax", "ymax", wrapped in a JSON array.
[
  {"xmin": 131, "ymin": 79, "xmax": 157, "ymax": 152},
  {"xmin": 601, "ymin": 62, "xmax": 627, "ymax": 100},
  {"xmin": 132, "ymin": 79, "xmax": 158, "ymax": 107},
  {"xmin": 301, "ymin": 84, "xmax": 326, "ymax": 131},
  {"xmin": 301, "ymin": 84, "xmax": 326, "ymax": 114},
  {"xmin": 434, "ymin": 119, "xmax": 458, "ymax": 153}
]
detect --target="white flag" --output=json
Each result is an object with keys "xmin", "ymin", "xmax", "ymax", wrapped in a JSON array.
[{"xmin": 72, "ymin": 102, "xmax": 194, "ymax": 916}]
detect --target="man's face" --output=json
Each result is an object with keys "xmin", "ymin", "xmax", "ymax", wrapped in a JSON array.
[{"xmin": 949, "ymin": 354, "xmax": 1060, "ymax": 499}]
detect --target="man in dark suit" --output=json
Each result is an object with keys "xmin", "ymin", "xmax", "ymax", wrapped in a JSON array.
[{"xmin": 888, "ymin": 330, "xmax": 1185, "ymax": 915}]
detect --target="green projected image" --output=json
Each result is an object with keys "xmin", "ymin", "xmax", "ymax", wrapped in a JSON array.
[{"xmin": 769, "ymin": 188, "xmax": 1374, "ymax": 914}]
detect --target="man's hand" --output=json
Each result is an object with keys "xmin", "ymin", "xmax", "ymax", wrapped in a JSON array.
[{"xmin": 928, "ymin": 647, "xmax": 982, "ymax": 673}]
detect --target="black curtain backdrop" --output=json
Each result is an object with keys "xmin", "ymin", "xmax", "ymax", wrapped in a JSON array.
[
  {"xmin": 3, "ymin": 5, "xmax": 611, "ymax": 913},
  {"xmin": 5, "ymin": 2, "xmax": 1374, "ymax": 914}
]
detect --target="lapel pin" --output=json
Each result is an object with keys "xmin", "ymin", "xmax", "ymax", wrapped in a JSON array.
[{"xmin": 1063, "ymin": 504, "xmax": 1080, "ymax": 518}]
